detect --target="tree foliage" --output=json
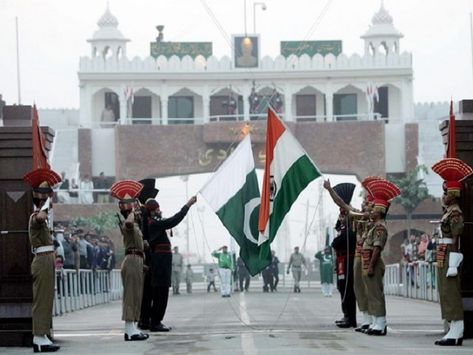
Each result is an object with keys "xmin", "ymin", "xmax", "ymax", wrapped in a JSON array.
[
  {"xmin": 388, "ymin": 165, "xmax": 431, "ymax": 215},
  {"xmin": 70, "ymin": 211, "xmax": 120, "ymax": 235}
]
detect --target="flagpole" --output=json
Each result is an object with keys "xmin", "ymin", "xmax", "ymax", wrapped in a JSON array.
[
  {"xmin": 15, "ymin": 17, "xmax": 22, "ymax": 105},
  {"xmin": 470, "ymin": 12, "xmax": 473, "ymax": 92}
]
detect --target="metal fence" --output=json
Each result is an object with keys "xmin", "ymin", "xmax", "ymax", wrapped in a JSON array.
[
  {"xmin": 384, "ymin": 261, "xmax": 439, "ymax": 302},
  {"xmin": 53, "ymin": 269, "xmax": 122, "ymax": 316}
]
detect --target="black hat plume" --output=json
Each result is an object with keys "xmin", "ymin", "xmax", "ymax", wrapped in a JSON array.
[
  {"xmin": 138, "ymin": 178, "xmax": 159, "ymax": 205},
  {"xmin": 332, "ymin": 182, "xmax": 356, "ymax": 205}
]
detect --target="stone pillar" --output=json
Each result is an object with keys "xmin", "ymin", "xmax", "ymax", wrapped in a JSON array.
[
  {"xmin": 284, "ymin": 85, "xmax": 293, "ymax": 122},
  {"xmin": 326, "ymin": 92, "xmax": 334, "ymax": 122},
  {"xmin": 79, "ymin": 85, "xmax": 92, "ymax": 128},
  {"xmin": 161, "ymin": 98, "xmax": 168, "ymax": 125},
  {"xmin": 119, "ymin": 88, "xmax": 128, "ymax": 124},
  {"xmin": 78, "ymin": 128, "xmax": 92, "ymax": 179},
  {"xmin": 202, "ymin": 89, "xmax": 210, "ymax": 124},
  {"xmin": 242, "ymin": 84, "xmax": 251, "ymax": 122},
  {"xmin": 440, "ymin": 100, "xmax": 473, "ymax": 338},
  {"xmin": 0, "ymin": 106, "xmax": 54, "ymax": 346}
]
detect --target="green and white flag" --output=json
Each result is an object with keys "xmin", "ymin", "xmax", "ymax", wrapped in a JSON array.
[{"xmin": 199, "ymin": 134, "xmax": 271, "ymax": 276}]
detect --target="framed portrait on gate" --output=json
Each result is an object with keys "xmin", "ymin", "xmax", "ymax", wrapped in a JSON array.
[{"xmin": 233, "ymin": 35, "xmax": 260, "ymax": 69}]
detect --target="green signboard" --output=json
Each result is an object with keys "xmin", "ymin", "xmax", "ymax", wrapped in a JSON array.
[
  {"xmin": 280, "ymin": 40, "xmax": 342, "ymax": 57},
  {"xmin": 150, "ymin": 42, "xmax": 213, "ymax": 59}
]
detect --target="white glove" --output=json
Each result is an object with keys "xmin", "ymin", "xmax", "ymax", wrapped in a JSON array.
[{"xmin": 446, "ymin": 252, "xmax": 463, "ymax": 277}]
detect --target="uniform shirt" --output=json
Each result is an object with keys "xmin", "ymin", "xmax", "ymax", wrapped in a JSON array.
[
  {"xmin": 172, "ymin": 252, "xmax": 184, "ymax": 272},
  {"xmin": 185, "ymin": 268, "xmax": 194, "ymax": 282},
  {"xmin": 363, "ymin": 222, "xmax": 388, "ymax": 251},
  {"xmin": 29, "ymin": 213, "xmax": 53, "ymax": 249},
  {"xmin": 122, "ymin": 222, "xmax": 144, "ymax": 251},
  {"xmin": 288, "ymin": 252, "xmax": 306, "ymax": 269},
  {"xmin": 212, "ymin": 251, "xmax": 233, "ymax": 270},
  {"xmin": 440, "ymin": 204, "xmax": 464, "ymax": 238},
  {"xmin": 147, "ymin": 205, "xmax": 190, "ymax": 248}
]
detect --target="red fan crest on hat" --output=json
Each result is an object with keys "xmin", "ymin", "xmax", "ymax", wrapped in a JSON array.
[
  {"xmin": 361, "ymin": 176, "xmax": 384, "ymax": 191},
  {"xmin": 23, "ymin": 168, "xmax": 62, "ymax": 188},
  {"xmin": 110, "ymin": 180, "xmax": 143, "ymax": 200},
  {"xmin": 431, "ymin": 158, "xmax": 473, "ymax": 183},
  {"xmin": 365, "ymin": 179, "xmax": 400, "ymax": 206}
]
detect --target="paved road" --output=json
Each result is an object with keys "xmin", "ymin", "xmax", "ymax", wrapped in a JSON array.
[{"xmin": 3, "ymin": 287, "xmax": 472, "ymax": 354}]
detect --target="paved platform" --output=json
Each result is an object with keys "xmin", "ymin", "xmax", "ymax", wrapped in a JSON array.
[{"xmin": 2, "ymin": 287, "xmax": 472, "ymax": 354}]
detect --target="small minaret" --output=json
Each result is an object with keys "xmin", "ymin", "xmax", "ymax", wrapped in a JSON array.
[
  {"xmin": 87, "ymin": 4, "xmax": 129, "ymax": 59},
  {"xmin": 361, "ymin": 0, "xmax": 403, "ymax": 56}
]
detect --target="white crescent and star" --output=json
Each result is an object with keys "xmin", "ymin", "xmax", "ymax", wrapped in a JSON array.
[{"xmin": 243, "ymin": 197, "xmax": 260, "ymax": 244}]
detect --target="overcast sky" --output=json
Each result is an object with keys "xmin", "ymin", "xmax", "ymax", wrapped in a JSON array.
[{"xmin": 1, "ymin": 0, "xmax": 473, "ymax": 108}]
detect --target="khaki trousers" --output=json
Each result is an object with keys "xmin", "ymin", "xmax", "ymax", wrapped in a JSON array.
[
  {"xmin": 353, "ymin": 256, "xmax": 368, "ymax": 312},
  {"xmin": 121, "ymin": 255, "xmax": 144, "ymax": 321},
  {"xmin": 31, "ymin": 254, "xmax": 55, "ymax": 335},
  {"xmin": 437, "ymin": 247, "xmax": 463, "ymax": 321},
  {"xmin": 362, "ymin": 258, "xmax": 386, "ymax": 317}
]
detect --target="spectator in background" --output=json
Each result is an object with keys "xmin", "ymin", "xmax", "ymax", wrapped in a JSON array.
[
  {"xmin": 101, "ymin": 104, "xmax": 115, "ymax": 127},
  {"xmin": 171, "ymin": 246, "xmax": 184, "ymax": 295},
  {"xmin": 418, "ymin": 234, "xmax": 429, "ymax": 261},
  {"xmin": 270, "ymin": 250, "xmax": 280, "ymax": 292},
  {"xmin": 96, "ymin": 172, "xmax": 110, "ymax": 203},
  {"xmin": 206, "ymin": 267, "xmax": 217, "ymax": 293},
  {"xmin": 262, "ymin": 265, "xmax": 273, "ymax": 293},
  {"xmin": 62, "ymin": 235, "xmax": 75, "ymax": 269},
  {"xmin": 427, "ymin": 231, "xmax": 438, "ymax": 263},
  {"xmin": 185, "ymin": 264, "xmax": 194, "ymax": 294},
  {"xmin": 80, "ymin": 175, "xmax": 94, "ymax": 204},
  {"xmin": 57, "ymin": 172, "xmax": 70, "ymax": 203},
  {"xmin": 55, "ymin": 255, "xmax": 65, "ymax": 298},
  {"xmin": 69, "ymin": 178, "xmax": 79, "ymax": 204},
  {"xmin": 236, "ymin": 257, "xmax": 250, "ymax": 293},
  {"xmin": 78, "ymin": 234, "xmax": 89, "ymax": 269},
  {"xmin": 406, "ymin": 234, "xmax": 419, "ymax": 286}
]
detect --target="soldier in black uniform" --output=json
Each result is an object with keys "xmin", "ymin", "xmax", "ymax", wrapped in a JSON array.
[
  {"xmin": 329, "ymin": 183, "xmax": 357, "ymax": 329},
  {"xmin": 136, "ymin": 179, "xmax": 159, "ymax": 331},
  {"xmin": 145, "ymin": 196, "xmax": 196, "ymax": 332}
]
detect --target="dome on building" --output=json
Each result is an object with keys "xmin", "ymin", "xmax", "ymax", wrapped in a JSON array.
[
  {"xmin": 372, "ymin": 3, "xmax": 393, "ymax": 25},
  {"xmin": 88, "ymin": 5, "xmax": 128, "ymax": 42},
  {"xmin": 361, "ymin": 1, "xmax": 402, "ymax": 39},
  {"xmin": 97, "ymin": 7, "xmax": 119, "ymax": 27}
]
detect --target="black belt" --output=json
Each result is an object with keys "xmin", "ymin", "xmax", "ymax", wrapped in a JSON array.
[
  {"xmin": 153, "ymin": 243, "xmax": 172, "ymax": 253},
  {"xmin": 125, "ymin": 249, "xmax": 144, "ymax": 258}
]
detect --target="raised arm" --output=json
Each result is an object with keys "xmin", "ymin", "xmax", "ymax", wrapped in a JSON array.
[{"xmin": 323, "ymin": 179, "xmax": 353, "ymax": 212}]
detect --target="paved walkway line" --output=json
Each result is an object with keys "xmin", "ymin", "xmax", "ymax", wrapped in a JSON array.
[{"xmin": 239, "ymin": 292, "xmax": 257, "ymax": 355}]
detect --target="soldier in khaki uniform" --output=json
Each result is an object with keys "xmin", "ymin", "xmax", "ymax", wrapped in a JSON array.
[
  {"xmin": 287, "ymin": 246, "xmax": 306, "ymax": 293},
  {"xmin": 24, "ymin": 168, "xmax": 62, "ymax": 352},
  {"xmin": 111, "ymin": 180, "xmax": 149, "ymax": 342},
  {"xmin": 362, "ymin": 178, "xmax": 400, "ymax": 336},
  {"xmin": 431, "ymin": 158, "xmax": 473, "ymax": 346},
  {"xmin": 324, "ymin": 177, "xmax": 380, "ymax": 331},
  {"xmin": 171, "ymin": 246, "xmax": 184, "ymax": 295}
]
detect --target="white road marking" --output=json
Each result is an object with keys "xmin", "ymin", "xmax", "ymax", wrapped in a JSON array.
[{"xmin": 239, "ymin": 292, "xmax": 257, "ymax": 355}]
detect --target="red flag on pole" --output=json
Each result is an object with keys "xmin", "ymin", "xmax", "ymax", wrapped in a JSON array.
[
  {"xmin": 31, "ymin": 104, "xmax": 50, "ymax": 170},
  {"xmin": 446, "ymin": 100, "xmax": 456, "ymax": 159}
]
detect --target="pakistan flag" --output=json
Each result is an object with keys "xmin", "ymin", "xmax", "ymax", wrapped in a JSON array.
[{"xmin": 199, "ymin": 134, "xmax": 271, "ymax": 276}]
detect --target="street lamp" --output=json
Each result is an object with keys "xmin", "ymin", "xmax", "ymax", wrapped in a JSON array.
[{"xmin": 253, "ymin": 2, "xmax": 267, "ymax": 33}]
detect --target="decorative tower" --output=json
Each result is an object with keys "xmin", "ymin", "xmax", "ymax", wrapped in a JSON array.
[
  {"xmin": 361, "ymin": 0, "xmax": 403, "ymax": 56},
  {"xmin": 87, "ymin": 4, "xmax": 129, "ymax": 59}
]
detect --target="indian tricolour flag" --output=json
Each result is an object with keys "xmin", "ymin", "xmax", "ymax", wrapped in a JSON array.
[
  {"xmin": 199, "ymin": 134, "xmax": 271, "ymax": 276},
  {"xmin": 258, "ymin": 109, "xmax": 322, "ymax": 246}
]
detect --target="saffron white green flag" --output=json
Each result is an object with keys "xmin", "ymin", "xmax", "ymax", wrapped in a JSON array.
[
  {"xmin": 199, "ymin": 134, "xmax": 271, "ymax": 276},
  {"xmin": 258, "ymin": 109, "xmax": 322, "ymax": 247}
]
